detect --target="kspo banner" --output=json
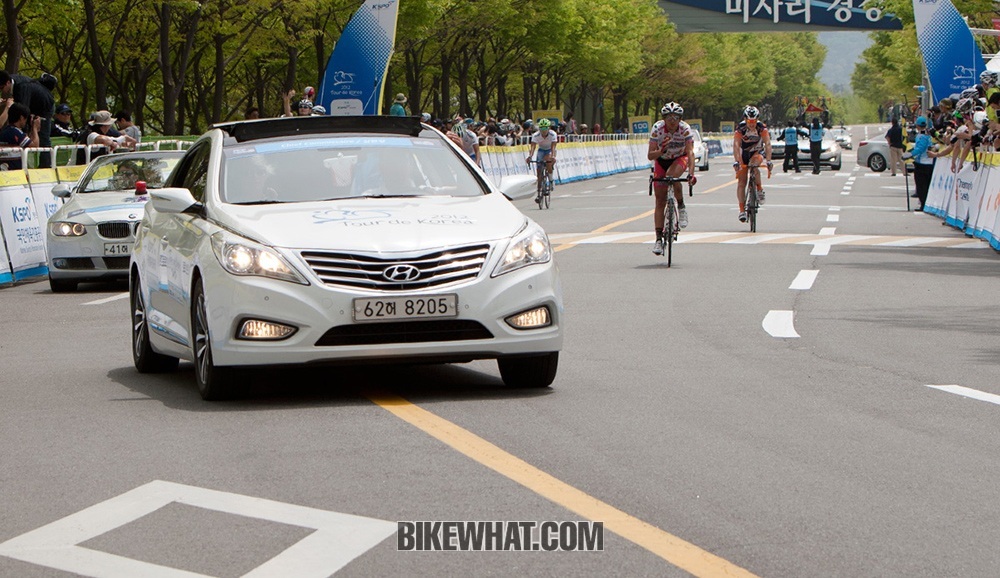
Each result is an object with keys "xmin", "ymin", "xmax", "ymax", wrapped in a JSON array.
[{"xmin": 661, "ymin": 0, "xmax": 903, "ymax": 32}]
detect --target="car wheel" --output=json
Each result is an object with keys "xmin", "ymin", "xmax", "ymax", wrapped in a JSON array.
[
  {"xmin": 49, "ymin": 276, "xmax": 77, "ymax": 293},
  {"xmin": 868, "ymin": 153, "xmax": 887, "ymax": 172},
  {"xmin": 191, "ymin": 278, "xmax": 236, "ymax": 400},
  {"xmin": 831, "ymin": 159, "xmax": 842, "ymax": 171},
  {"xmin": 131, "ymin": 274, "xmax": 179, "ymax": 373},
  {"xmin": 497, "ymin": 352, "xmax": 558, "ymax": 388}
]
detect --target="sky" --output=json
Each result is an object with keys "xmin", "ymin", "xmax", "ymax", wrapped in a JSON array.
[{"xmin": 816, "ymin": 31, "xmax": 875, "ymax": 93}]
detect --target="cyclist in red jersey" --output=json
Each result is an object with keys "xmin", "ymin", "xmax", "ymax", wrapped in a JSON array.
[
  {"xmin": 733, "ymin": 105, "xmax": 773, "ymax": 222},
  {"xmin": 647, "ymin": 101, "xmax": 695, "ymax": 256}
]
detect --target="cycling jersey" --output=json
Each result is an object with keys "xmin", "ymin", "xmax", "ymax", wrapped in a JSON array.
[
  {"xmin": 531, "ymin": 130, "xmax": 558, "ymax": 151},
  {"xmin": 735, "ymin": 120, "xmax": 769, "ymax": 154},
  {"xmin": 650, "ymin": 119, "xmax": 693, "ymax": 159}
]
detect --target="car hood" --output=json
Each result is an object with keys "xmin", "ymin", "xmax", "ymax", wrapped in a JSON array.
[
  {"xmin": 214, "ymin": 193, "xmax": 530, "ymax": 252},
  {"xmin": 53, "ymin": 191, "xmax": 149, "ymax": 225}
]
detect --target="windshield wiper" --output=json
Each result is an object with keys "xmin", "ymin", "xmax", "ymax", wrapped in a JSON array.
[
  {"xmin": 360, "ymin": 194, "xmax": 427, "ymax": 198},
  {"xmin": 232, "ymin": 199, "xmax": 285, "ymax": 205}
]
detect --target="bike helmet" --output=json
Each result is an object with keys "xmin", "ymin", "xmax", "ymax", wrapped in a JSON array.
[
  {"xmin": 743, "ymin": 105, "xmax": 760, "ymax": 120},
  {"xmin": 956, "ymin": 97, "xmax": 975, "ymax": 116},
  {"xmin": 973, "ymin": 110, "xmax": 988, "ymax": 130},
  {"xmin": 981, "ymin": 70, "xmax": 999, "ymax": 86},
  {"xmin": 660, "ymin": 102, "xmax": 684, "ymax": 116},
  {"xmin": 296, "ymin": 99, "xmax": 314, "ymax": 110},
  {"xmin": 537, "ymin": 118, "xmax": 551, "ymax": 129},
  {"xmin": 420, "ymin": 112, "xmax": 431, "ymax": 122},
  {"xmin": 960, "ymin": 87, "xmax": 981, "ymax": 100}
]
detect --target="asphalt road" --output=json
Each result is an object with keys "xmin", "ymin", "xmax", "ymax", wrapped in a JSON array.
[{"xmin": 2, "ymin": 124, "xmax": 999, "ymax": 577}]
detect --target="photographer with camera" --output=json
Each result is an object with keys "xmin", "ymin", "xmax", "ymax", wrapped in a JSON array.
[{"xmin": 0, "ymin": 103, "xmax": 41, "ymax": 170}]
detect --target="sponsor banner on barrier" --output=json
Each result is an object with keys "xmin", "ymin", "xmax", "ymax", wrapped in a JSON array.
[
  {"xmin": 0, "ymin": 223, "xmax": 10, "ymax": 284},
  {"xmin": 479, "ymin": 137, "xmax": 649, "ymax": 187},
  {"xmin": 924, "ymin": 161, "xmax": 954, "ymax": 218},
  {"xmin": 973, "ymin": 162, "xmax": 1000, "ymax": 242},
  {"xmin": 56, "ymin": 165, "xmax": 86, "ymax": 183},
  {"xmin": 27, "ymin": 169, "xmax": 63, "ymax": 252},
  {"xmin": 0, "ymin": 172, "xmax": 48, "ymax": 280},
  {"xmin": 947, "ymin": 163, "xmax": 978, "ymax": 230},
  {"xmin": 965, "ymin": 160, "xmax": 992, "ymax": 237}
]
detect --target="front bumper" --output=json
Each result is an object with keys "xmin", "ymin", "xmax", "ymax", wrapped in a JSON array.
[
  {"xmin": 47, "ymin": 236, "xmax": 132, "ymax": 280},
  {"xmin": 200, "ymin": 259, "xmax": 564, "ymax": 367}
]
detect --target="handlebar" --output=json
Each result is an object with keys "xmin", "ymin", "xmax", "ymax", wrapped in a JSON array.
[{"xmin": 649, "ymin": 174, "xmax": 696, "ymax": 196}]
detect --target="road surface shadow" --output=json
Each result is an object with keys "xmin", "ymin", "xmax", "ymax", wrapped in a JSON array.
[{"xmin": 107, "ymin": 361, "xmax": 550, "ymax": 412}]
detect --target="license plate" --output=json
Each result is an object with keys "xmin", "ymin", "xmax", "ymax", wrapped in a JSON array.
[
  {"xmin": 104, "ymin": 243, "xmax": 133, "ymax": 256},
  {"xmin": 353, "ymin": 294, "xmax": 458, "ymax": 322}
]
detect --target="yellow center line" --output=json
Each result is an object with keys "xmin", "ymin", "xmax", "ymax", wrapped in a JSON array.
[
  {"xmin": 555, "ymin": 179, "xmax": 737, "ymax": 252},
  {"xmin": 368, "ymin": 392, "xmax": 758, "ymax": 577}
]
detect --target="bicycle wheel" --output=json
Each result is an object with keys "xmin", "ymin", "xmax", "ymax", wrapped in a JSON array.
[
  {"xmin": 543, "ymin": 174, "xmax": 552, "ymax": 209},
  {"xmin": 746, "ymin": 171, "xmax": 758, "ymax": 232},
  {"xmin": 665, "ymin": 198, "xmax": 675, "ymax": 267}
]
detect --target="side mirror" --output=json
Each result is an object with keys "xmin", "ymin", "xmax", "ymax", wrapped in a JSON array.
[
  {"xmin": 497, "ymin": 174, "xmax": 538, "ymax": 201},
  {"xmin": 150, "ymin": 187, "xmax": 203, "ymax": 215},
  {"xmin": 52, "ymin": 183, "xmax": 72, "ymax": 199}
]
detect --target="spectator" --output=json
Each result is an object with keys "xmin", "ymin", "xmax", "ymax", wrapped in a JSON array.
[
  {"xmin": 592, "ymin": 123, "xmax": 602, "ymax": 136},
  {"xmin": 885, "ymin": 117, "xmax": 905, "ymax": 176},
  {"xmin": 0, "ymin": 71, "xmax": 55, "ymax": 164},
  {"xmin": 442, "ymin": 118, "xmax": 463, "ymax": 148},
  {"xmin": 0, "ymin": 102, "xmax": 40, "ymax": 170},
  {"xmin": 580, "ymin": 123, "xmax": 589, "ymax": 135},
  {"xmin": 808, "ymin": 117, "xmax": 824, "ymax": 175},
  {"xmin": 906, "ymin": 116, "xmax": 945, "ymax": 211},
  {"xmin": 453, "ymin": 118, "xmax": 481, "ymax": 167},
  {"xmin": 114, "ymin": 111, "xmax": 142, "ymax": 143},
  {"xmin": 390, "ymin": 94, "xmax": 407, "ymax": 116},
  {"xmin": 51, "ymin": 103, "xmax": 80, "ymax": 141},
  {"xmin": 564, "ymin": 112, "xmax": 577, "ymax": 135},
  {"xmin": 245, "ymin": 107, "xmax": 260, "ymax": 120},
  {"xmin": 75, "ymin": 110, "xmax": 135, "ymax": 164},
  {"xmin": 312, "ymin": 105, "xmax": 327, "ymax": 116},
  {"xmin": 282, "ymin": 90, "xmax": 314, "ymax": 117}
]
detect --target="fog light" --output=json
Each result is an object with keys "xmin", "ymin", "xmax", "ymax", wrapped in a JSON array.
[
  {"xmin": 237, "ymin": 319, "xmax": 297, "ymax": 340},
  {"xmin": 53, "ymin": 259, "xmax": 67, "ymax": 268},
  {"xmin": 505, "ymin": 306, "xmax": 551, "ymax": 329}
]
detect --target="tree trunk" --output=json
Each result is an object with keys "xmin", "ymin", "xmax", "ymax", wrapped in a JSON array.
[
  {"xmin": 2, "ymin": 0, "xmax": 22, "ymax": 72},
  {"xmin": 158, "ymin": 1, "xmax": 202, "ymax": 135},
  {"xmin": 212, "ymin": 33, "xmax": 226, "ymax": 123},
  {"xmin": 440, "ymin": 53, "xmax": 451, "ymax": 119},
  {"xmin": 82, "ymin": 0, "xmax": 108, "ymax": 108}
]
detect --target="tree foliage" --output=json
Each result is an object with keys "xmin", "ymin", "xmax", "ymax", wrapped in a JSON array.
[{"xmin": 0, "ymin": 0, "xmax": 839, "ymax": 134}]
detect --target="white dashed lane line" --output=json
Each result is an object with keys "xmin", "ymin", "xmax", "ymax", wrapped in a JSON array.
[
  {"xmin": 927, "ymin": 385, "xmax": 1000, "ymax": 407},
  {"xmin": 82, "ymin": 293, "xmax": 128, "ymax": 306},
  {"xmin": 827, "ymin": 214, "xmax": 840, "ymax": 222},
  {"xmin": 763, "ymin": 310, "xmax": 800, "ymax": 338},
  {"xmin": 789, "ymin": 270, "xmax": 819, "ymax": 290}
]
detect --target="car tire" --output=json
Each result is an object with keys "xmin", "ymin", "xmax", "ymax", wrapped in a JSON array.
[
  {"xmin": 868, "ymin": 153, "xmax": 887, "ymax": 172},
  {"xmin": 49, "ymin": 276, "xmax": 77, "ymax": 293},
  {"xmin": 831, "ymin": 159, "xmax": 842, "ymax": 171},
  {"xmin": 497, "ymin": 352, "xmax": 558, "ymax": 388},
  {"xmin": 131, "ymin": 274, "xmax": 179, "ymax": 373},
  {"xmin": 191, "ymin": 278, "xmax": 236, "ymax": 401}
]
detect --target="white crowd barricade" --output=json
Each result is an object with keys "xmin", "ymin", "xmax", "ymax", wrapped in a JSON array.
[
  {"xmin": 26, "ymin": 167, "xmax": 63, "ymax": 256},
  {"xmin": 480, "ymin": 134, "xmax": 651, "ymax": 188},
  {"xmin": 923, "ymin": 152, "xmax": 1000, "ymax": 251},
  {"xmin": 0, "ymin": 225, "xmax": 10, "ymax": 285},
  {"xmin": 0, "ymin": 171, "xmax": 48, "ymax": 281}
]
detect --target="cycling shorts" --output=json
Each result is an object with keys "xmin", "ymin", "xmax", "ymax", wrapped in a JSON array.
[
  {"xmin": 534, "ymin": 149, "xmax": 553, "ymax": 163},
  {"xmin": 739, "ymin": 148, "xmax": 763, "ymax": 167},
  {"xmin": 653, "ymin": 155, "xmax": 688, "ymax": 178}
]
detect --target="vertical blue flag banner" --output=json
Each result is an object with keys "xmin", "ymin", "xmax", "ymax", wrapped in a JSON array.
[
  {"xmin": 318, "ymin": 0, "xmax": 400, "ymax": 116},
  {"xmin": 913, "ymin": 0, "xmax": 986, "ymax": 102}
]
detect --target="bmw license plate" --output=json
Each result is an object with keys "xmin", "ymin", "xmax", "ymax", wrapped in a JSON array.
[
  {"xmin": 104, "ymin": 243, "xmax": 133, "ymax": 256},
  {"xmin": 353, "ymin": 295, "xmax": 458, "ymax": 322}
]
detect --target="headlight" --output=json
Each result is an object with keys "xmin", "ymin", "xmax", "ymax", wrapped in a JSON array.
[
  {"xmin": 210, "ymin": 232, "xmax": 308, "ymax": 285},
  {"xmin": 50, "ymin": 222, "xmax": 86, "ymax": 237},
  {"xmin": 493, "ymin": 222, "xmax": 551, "ymax": 277}
]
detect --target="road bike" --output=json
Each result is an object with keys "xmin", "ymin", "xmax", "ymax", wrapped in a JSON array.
[
  {"xmin": 648, "ymin": 172, "xmax": 694, "ymax": 267},
  {"xmin": 528, "ymin": 159, "xmax": 554, "ymax": 209},
  {"xmin": 741, "ymin": 162, "xmax": 769, "ymax": 233}
]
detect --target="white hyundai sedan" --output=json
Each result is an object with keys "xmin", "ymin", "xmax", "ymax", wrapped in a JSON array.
[{"xmin": 130, "ymin": 116, "xmax": 563, "ymax": 399}]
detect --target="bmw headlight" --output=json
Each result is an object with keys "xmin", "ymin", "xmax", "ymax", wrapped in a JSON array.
[
  {"xmin": 210, "ymin": 232, "xmax": 307, "ymax": 285},
  {"xmin": 50, "ymin": 222, "xmax": 86, "ymax": 237},
  {"xmin": 493, "ymin": 222, "xmax": 551, "ymax": 277}
]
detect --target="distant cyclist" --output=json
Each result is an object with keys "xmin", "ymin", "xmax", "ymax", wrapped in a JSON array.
[
  {"xmin": 733, "ymin": 105, "xmax": 772, "ymax": 222},
  {"xmin": 526, "ymin": 118, "xmax": 558, "ymax": 202},
  {"xmin": 647, "ymin": 101, "xmax": 695, "ymax": 256}
]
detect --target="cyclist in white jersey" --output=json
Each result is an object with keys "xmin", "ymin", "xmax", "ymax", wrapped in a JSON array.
[
  {"xmin": 647, "ymin": 101, "xmax": 695, "ymax": 256},
  {"xmin": 526, "ymin": 118, "xmax": 558, "ymax": 202}
]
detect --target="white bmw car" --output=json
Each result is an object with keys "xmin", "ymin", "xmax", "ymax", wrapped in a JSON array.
[
  {"xmin": 46, "ymin": 151, "xmax": 185, "ymax": 292},
  {"xmin": 130, "ymin": 116, "xmax": 563, "ymax": 399}
]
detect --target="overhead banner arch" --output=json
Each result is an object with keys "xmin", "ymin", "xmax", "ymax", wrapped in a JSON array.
[{"xmin": 660, "ymin": 1, "xmax": 902, "ymax": 32}]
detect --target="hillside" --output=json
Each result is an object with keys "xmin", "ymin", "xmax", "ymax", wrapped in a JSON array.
[{"xmin": 817, "ymin": 31, "xmax": 874, "ymax": 94}]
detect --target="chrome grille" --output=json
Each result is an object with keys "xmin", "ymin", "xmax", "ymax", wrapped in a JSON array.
[
  {"xmin": 301, "ymin": 244, "xmax": 491, "ymax": 291},
  {"xmin": 97, "ymin": 222, "xmax": 132, "ymax": 239}
]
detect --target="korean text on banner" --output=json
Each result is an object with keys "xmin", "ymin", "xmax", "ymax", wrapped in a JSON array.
[
  {"xmin": 913, "ymin": 0, "xmax": 986, "ymax": 102},
  {"xmin": 27, "ymin": 168, "xmax": 63, "ymax": 253},
  {"xmin": 0, "ymin": 171, "xmax": 48, "ymax": 280},
  {"xmin": 317, "ymin": 0, "xmax": 400, "ymax": 116}
]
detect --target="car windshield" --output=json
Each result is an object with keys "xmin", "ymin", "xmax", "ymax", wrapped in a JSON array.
[
  {"xmin": 79, "ymin": 156, "xmax": 182, "ymax": 193},
  {"xmin": 222, "ymin": 135, "xmax": 487, "ymax": 204}
]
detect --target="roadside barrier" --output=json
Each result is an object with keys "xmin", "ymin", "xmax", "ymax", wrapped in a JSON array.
[
  {"xmin": 480, "ymin": 134, "xmax": 650, "ymax": 186},
  {"xmin": 924, "ymin": 152, "xmax": 1000, "ymax": 250}
]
